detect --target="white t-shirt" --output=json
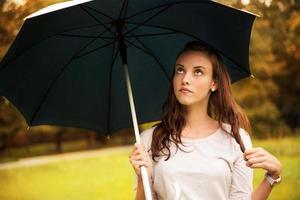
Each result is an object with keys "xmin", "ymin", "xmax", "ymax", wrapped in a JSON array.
[{"xmin": 134, "ymin": 124, "xmax": 253, "ymax": 200}]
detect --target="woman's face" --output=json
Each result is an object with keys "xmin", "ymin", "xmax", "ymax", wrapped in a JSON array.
[{"xmin": 173, "ymin": 50, "xmax": 218, "ymax": 106}]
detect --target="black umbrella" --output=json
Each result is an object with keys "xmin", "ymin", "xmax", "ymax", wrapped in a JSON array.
[{"xmin": 0, "ymin": 0, "xmax": 257, "ymax": 199}]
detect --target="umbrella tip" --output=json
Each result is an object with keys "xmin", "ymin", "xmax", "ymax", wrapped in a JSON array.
[
  {"xmin": 250, "ymin": 74, "xmax": 255, "ymax": 78},
  {"xmin": 2, "ymin": 97, "xmax": 10, "ymax": 105}
]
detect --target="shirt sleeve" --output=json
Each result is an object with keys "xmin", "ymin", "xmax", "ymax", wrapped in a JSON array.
[{"xmin": 229, "ymin": 128, "xmax": 253, "ymax": 200}]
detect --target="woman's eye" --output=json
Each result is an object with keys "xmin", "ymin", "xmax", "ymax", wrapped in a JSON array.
[
  {"xmin": 195, "ymin": 69, "xmax": 203, "ymax": 75},
  {"xmin": 176, "ymin": 68, "xmax": 184, "ymax": 74}
]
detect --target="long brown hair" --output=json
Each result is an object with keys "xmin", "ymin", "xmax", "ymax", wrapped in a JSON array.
[{"xmin": 150, "ymin": 41, "xmax": 251, "ymax": 162}]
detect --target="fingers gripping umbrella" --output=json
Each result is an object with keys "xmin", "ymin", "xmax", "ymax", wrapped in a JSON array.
[{"xmin": 0, "ymin": 0, "xmax": 256, "ymax": 199}]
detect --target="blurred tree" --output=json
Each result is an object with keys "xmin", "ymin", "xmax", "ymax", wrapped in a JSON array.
[
  {"xmin": 218, "ymin": 0, "xmax": 300, "ymax": 137},
  {"xmin": 0, "ymin": 96, "xmax": 28, "ymax": 154},
  {"xmin": 266, "ymin": 1, "xmax": 300, "ymax": 130},
  {"xmin": 0, "ymin": 0, "xmax": 69, "ymax": 153},
  {"xmin": 245, "ymin": 0, "xmax": 300, "ymax": 133}
]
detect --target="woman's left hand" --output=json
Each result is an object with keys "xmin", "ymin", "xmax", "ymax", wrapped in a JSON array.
[{"xmin": 243, "ymin": 147, "xmax": 282, "ymax": 177}]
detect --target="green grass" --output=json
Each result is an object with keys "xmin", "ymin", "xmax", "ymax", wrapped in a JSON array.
[
  {"xmin": 0, "ymin": 148, "xmax": 135, "ymax": 200},
  {"xmin": 0, "ymin": 135, "xmax": 135, "ymax": 164},
  {"xmin": 0, "ymin": 137, "xmax": 299, "ymax": 200},
  {"xmin": 252, "ymin": 137, "xmax": 300, "ymax": 200}
]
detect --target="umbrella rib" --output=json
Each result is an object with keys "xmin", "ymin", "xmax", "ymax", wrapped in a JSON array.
[
  {"xmin": 126, "ymin": 22, "xmax": 251, "ymax": 75},
  {"xmin": 107, "ymin": 42, "xmax": 120, "ymax": 134},
  {"xmin": 57, "ymin": 24, "xmax": 107, "ymax": 35},
  {"xmin": 80, "ymin": 5, "xmax": 116, "ymax": 36},
  {"xmin": 29, "ymin": 40, "xmax": 116, "ymax": 125},
  {"xmin": 57, "ymin": 33, "xmax": 114, "ymax": 39},
  {"xmin": 125, "ymin": 31, "xmax": 178, "ymax": 38},
  {"xmin": 59, "ymin": 23, "xmax": 116, "ymax": 59},
  {"xmin": 124, "ymin": 2, "xmax": 176, "ymax": 20},
  {"xmin": 118, "ymin": 0, "xmax": 130, "ymax": 19},
  {"xmin": 67, "ymin": 32, "xmax": 116, "ymax": 62},
  {"xmin": 60, "ymin": 23, "xmax": 115, "ymax": 58},
  {"xmin": 124, "ymin": 37, "xmax": 171, "ymax": 82},
  {"xmin": 80, "ymin": 5, "xmax": 114, "ymax": 20},
  {"xmin": 0, "ymin": 24, "xmax": 112, "ymax": 71},
  {"xmin": 74, "ymin": 40, "xmax": 116, "ymax": 59},
  {"xmin": 125, "ymin": 22, "xmax": 200, "ymax": 39},
  {"xmin": 124, "ymin": 4, "xmax": 173, "ymax": 37},
  {"xmin": 124, "ymin": 1, "xmax": 244, "ymax": 21}
]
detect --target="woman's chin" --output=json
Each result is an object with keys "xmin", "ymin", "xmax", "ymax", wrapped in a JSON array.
[{"xmin": 177, "ymin": 99, "xmax": 193, "ymax": 106}]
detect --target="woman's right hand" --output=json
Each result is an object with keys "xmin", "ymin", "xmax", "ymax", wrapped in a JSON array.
[{"xmin": 129, "ymin": 142, "xmax": 153, "ymax": 181}]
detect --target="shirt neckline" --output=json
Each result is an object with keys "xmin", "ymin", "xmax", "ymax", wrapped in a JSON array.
[{"xmin": 180, "ymin": 127, "xmax": 221, "ymax": 143}]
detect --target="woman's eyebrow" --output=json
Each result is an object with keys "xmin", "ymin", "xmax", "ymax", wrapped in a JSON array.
[
  {"xmin": 175, "ymin": 64, "xmax": 206, "ymax": 69},
  {"xmin": 194, "ymin": 66, "xmax": 206, "ymax": 70},
  {"xmin": 175, "ymin": 64, "xmax": 184, "ymax": 67}
]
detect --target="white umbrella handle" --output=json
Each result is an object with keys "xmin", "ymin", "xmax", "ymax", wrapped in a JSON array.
[{"xmin": 124, "ymin": 64, "xmax": 153, "ymax": 200}]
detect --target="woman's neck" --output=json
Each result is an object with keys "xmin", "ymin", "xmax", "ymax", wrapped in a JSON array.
[{"xmin": 182, "ymin": 100, "xmax": 218, "ymax": 132}]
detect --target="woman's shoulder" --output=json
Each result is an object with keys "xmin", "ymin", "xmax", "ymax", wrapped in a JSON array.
[
  {"xmin": 140, "ymin": 125, "xmax": 157, "ymax": 150},
  {"xmin": 220, "ymin": 123, "xmax": 252, "ymax": 149},
  {"xmin": 140, "ymin": 125, "xmax": 156, "ymax": 139}
]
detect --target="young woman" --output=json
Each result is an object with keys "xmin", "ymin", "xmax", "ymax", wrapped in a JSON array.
[{"xmin": 129, "ymin": 41, "xmax": 282, "ymax": 200}]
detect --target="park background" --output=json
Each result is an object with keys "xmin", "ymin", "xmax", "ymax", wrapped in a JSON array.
[{"xmin": 0, "ymin": 0, "xmax": 299, "ymax": 199}]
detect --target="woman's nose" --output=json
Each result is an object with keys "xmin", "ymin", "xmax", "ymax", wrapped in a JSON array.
[{"xmin": 182, "ymin": 73, "xmax": 191, "ymax": 85}]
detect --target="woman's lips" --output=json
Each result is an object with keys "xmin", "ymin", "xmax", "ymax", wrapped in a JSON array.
[{"xmin": 179, "ymin": 88, "xmax": 192, "ymax": 93}]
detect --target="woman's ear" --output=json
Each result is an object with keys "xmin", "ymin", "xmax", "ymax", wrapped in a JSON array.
[{"xmin": 211, "ymin": 80, "xmax": 218, "ymax": 92}]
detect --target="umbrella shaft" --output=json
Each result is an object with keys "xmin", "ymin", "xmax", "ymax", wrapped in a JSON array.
[
  {"xmin": 115, "ymin": 19, "xmax": 127, "ymax": 64},
  {"xmin": 123, "ymin": 64, "xmax": 140, "ymax": 143},
  {"xmin": 123, "ymin": 63, "xmax": 153, "ymax": 200}
]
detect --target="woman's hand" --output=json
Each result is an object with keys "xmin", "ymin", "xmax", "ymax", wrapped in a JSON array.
[
  {"xmin": 129, "ymin": 142, "xmax": 153, "ymax": 181},
  {"xmin": 244, "ymin": 147, "xmax": 282, "ymax": 178}
]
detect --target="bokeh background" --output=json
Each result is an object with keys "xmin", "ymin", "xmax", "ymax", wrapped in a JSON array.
[{"xmin": 0, "ymin": 0, "xmax": 299, "ymax": 199}]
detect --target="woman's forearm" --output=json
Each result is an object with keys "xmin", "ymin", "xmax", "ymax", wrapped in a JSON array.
[
  {"xmin": 135, "ymin": 178, "xmax": 146, "ymax": 200},
  {"xmin": 135, "ymin": 177, "xmax": 155, "ymax": 200},
  {"xmin": 251, "ymin": 174, "xmax": 279, "ymax": 200}
]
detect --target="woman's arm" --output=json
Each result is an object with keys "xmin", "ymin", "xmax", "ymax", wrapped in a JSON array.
[
  {"xmin": 135, "ymin": 177, "xmax": 146, "ymax": 200},
  {"xmin": 135, "ymin": 176, "xmax": 154, "ymax": 200},
  {"xmin": 251, "ymin": 174, "xmax": 280, "ymax": 200},
  {"xmin": 244, "ymin": 147, "xmax": 282, "ymax": 200}
]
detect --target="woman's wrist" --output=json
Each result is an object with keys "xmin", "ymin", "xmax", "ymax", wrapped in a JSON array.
[
  {"xmin": 267, "ymin": 161, "xmax": 282, "ymax": 179},
  {"xmin": 138, "ymin": 175, "xmax": 153, "ymax": 186},
  {"xmin": 265, "ymin": 172, "xmax": 282, "ymax": 187}
]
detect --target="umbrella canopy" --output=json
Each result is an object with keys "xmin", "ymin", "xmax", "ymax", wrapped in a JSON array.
[{"xmin": 0, "ymin": 0, "xmax": 256, "ymax": 134}]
